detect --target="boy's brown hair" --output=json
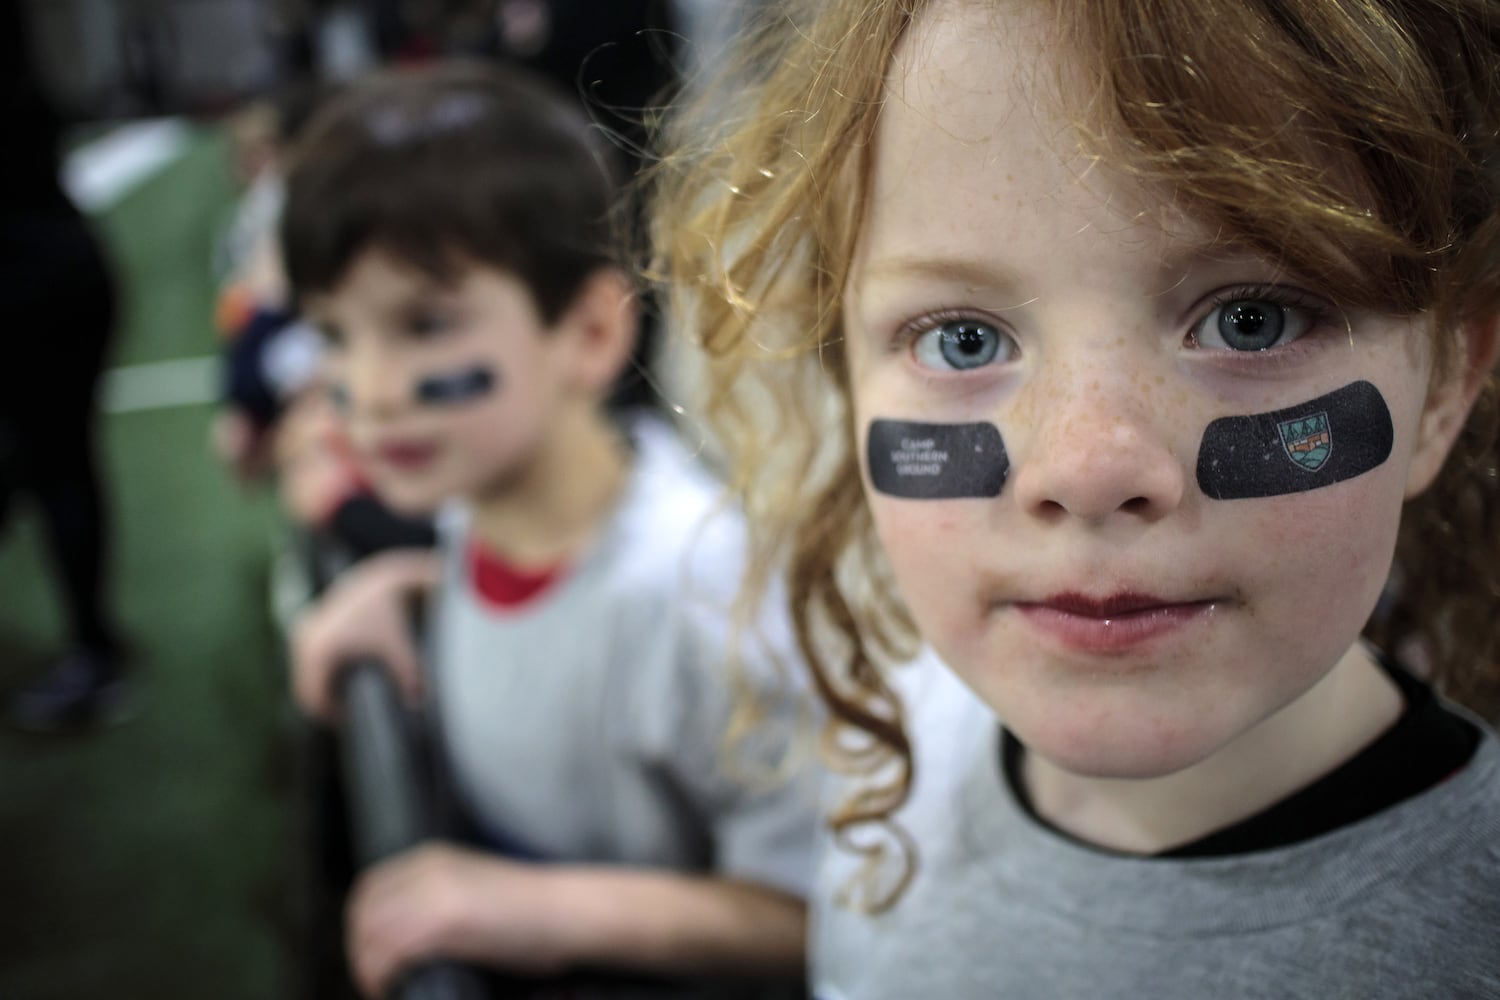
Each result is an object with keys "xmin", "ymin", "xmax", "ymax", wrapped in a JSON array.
[
  {"xmin": 282, "ymin": 60, "xmax": 618, "ymax": 324},
  {"xmin": 652, "ymin": 0, "xmax": 1500, "ymax": 908}
]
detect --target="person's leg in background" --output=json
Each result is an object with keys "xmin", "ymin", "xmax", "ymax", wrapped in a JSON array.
[{"xmin": 4, "ymin": 225, "xmax": 130, "ymax": 731}]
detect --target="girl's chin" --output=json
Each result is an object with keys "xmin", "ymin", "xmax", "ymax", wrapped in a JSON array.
[
  {"xmin": 959, "ymin": 654, "xmax": 1245, "ymax": 780},
  {"xmin": 1010, "ymin": 714, "xmax": 1230, "ymax": 782}
]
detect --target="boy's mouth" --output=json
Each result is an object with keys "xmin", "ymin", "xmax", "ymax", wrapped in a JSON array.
[{"xmin": 372, "ymin": 439, "xmax": 440, "ymax": 471}]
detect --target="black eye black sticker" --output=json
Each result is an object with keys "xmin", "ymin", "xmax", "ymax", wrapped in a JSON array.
[
  {"xmin": 414, "ymin": 365, "xmax": 497, "ymax": 406},
  {"xmin": 867, "ymin": 419, "xmax": 1009, "ymax": 499},
  {"xmin": 1196, "ymin": 380, "xmax": 1393, "ymax": 500}
]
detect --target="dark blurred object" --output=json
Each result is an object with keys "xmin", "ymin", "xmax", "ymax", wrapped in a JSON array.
[
  {"xmin": 490, "ymin": 0, "xmax": 679, "ymax": 154},
  {"xmin": 371, "ymin": 0, "xmax": 681, "ymax": 134},
  {"xmin": 223, "ymin": 307, "xmax": 317, "ymax": 431},
  {"xmin": 10, "ymin": 1, "xmax": 681, "ymax": 128},
  {"xmin": 1, "ymin": 0, "xmax": 129, "ymax": 731},
  {"xmin": 493, "ymin": 0, "xmax": 680, "ymax": 414},
  {"xmin": 338, "ymin": 659, "xmax": 490, "ymax": 1000},
  {"xmin": 21, "ymin": 0, "xmax": 281, "ymax": 120},
  {"xmin": 298, "ymin": 534, "xmax": 488, "ymax": 1000},
  {"xmin": 328, "ymin": 493, "xmax": 437, "ymax": 561}
]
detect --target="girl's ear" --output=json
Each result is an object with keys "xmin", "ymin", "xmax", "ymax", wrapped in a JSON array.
[
  {"xmin": 1406, "ymin": 312, "xmax": 1500, "ymax": 498},
  {"xmin": 557, "ymin": 266, "xmax": 641, "ymax": 396}
]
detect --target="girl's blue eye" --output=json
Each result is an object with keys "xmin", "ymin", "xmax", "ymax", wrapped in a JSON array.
[
  {"xmin": 912, "ymin": 319, "xmax": 1016, "ymax": 371},
  {"xmin": 1193, "ymin": 297, "xmax": 1313, "ymax": 352}
]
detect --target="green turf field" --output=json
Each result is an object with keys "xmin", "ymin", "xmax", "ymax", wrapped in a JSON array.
[{"xmin": 0, "ymin": 127, "xmax": 300, "ymax": 1000}]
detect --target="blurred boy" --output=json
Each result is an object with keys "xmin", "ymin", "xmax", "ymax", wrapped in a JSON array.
[{"xmin": 282, "ymin": 63, "xmax": 812, "ymax": 997}]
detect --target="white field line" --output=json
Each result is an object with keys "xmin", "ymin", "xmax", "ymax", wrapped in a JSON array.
[
  {"xmin": 101, "ymin": 356, "xmax": 219, "ymax": 414},
  {"xmin": 63, "ymin": 118, "xmax": 193, "ymax": 213}
]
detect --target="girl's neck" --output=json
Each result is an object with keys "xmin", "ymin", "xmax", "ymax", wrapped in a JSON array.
[
  {"xmin": 1021, "ymin": 643, "xmax": 1405, "ymax": 855},
  {"xmin": 468, "ymin": 404, "xmax": 630, "ymax": 570}
]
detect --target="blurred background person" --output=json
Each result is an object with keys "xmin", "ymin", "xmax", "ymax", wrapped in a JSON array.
[
  {"xmin": 1, "ymin": 0, "xmax": 129, "ymax": 732},
  {"xmin": 282, "ymin": 62, "xmax": 812, "ymax": 998}
]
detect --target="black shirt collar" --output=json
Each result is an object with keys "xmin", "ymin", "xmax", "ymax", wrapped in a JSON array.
[{"xmin": 1000, "ymin": 650, "xmax": 1481, "ymax": 857}]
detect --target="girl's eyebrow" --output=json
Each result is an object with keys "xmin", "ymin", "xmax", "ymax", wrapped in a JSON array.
[
  {"xmin": 1154, "ymin": 238, "xmax": 1271, "ymax": 276},
  {"xmin": 857, "ymin": 253, "xmax": 1025, "ymax": 295},
  {"xmin": 864, "ymin": 241, "xmax": 1275, "ymax": 289}
]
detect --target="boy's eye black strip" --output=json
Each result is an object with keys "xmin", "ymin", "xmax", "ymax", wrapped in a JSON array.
[
  {"xmin": 867, "ymin": 419, "xmax": 1009, "ymax": 499},
  {"xmin": 414, "ymin": 365, "xmax": 497, "ymax": 406},
  {"xmin": 1196, "ymin": 380, "xmax": 1393, "ymax": 500}
]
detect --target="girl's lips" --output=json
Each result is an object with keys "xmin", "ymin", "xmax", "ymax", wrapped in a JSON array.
[{"xmin": 1014, "ymin": 592, "xmax": 1218, "ymax": 654}]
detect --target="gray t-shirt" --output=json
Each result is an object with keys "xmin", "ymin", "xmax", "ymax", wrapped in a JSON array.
[
  {"xmin": 430, "ymin": 418, "xmax": 816, "ymax": 898},
  {"xmin": 812, "ymin": 651, "xmax": 1500, "ymax": 999}
]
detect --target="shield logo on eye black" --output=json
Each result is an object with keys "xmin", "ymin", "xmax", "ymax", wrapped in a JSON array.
[{"xmin": 1277, "ymin": 411, "xmax": 1332, "ymax": 472}]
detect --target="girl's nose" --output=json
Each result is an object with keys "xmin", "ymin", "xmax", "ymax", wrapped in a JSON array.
[{"xmin": 1009, "ymin": 371, "xmax": 1186, "ymax": 524}]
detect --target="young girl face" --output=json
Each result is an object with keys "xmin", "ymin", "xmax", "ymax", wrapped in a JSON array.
[{"xmin": 843, "ymin": 1, "xmax": 1463, "ymax": 780}]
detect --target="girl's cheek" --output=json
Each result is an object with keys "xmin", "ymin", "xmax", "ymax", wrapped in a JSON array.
[
  {"xmin": 1267, "ymin": 476, "xmax": 1400, "ymax": 563},
  {"xmin": 866, "ymin": 496, "xmax": 982, "ymax": 608}
]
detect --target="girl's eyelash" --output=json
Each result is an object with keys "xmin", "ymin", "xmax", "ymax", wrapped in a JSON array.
[
  {"xmin": 890, "ymin": 288, "xmax": 1341, "ymax": 361},
  {"xmin": 1199, "ymin": 284, "xmax": 1337, "ymax": 335},
  {"xmin": 892, "ymin": 306, "xmax": 995, "ymax": 351}
]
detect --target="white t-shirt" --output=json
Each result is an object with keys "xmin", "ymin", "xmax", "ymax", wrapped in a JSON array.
[{"xmin": 430, "ymin": 417, "xmax": 816, "ymax": 897}]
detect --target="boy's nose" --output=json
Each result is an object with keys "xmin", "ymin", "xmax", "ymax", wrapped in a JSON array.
[
  {"xmin": 342, "ymin": 348, "xmax": 411, "ymax": 419},
  {"xmin": 1009, "ymin": 367, "xmax": 1186, "ymax": 524}
]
